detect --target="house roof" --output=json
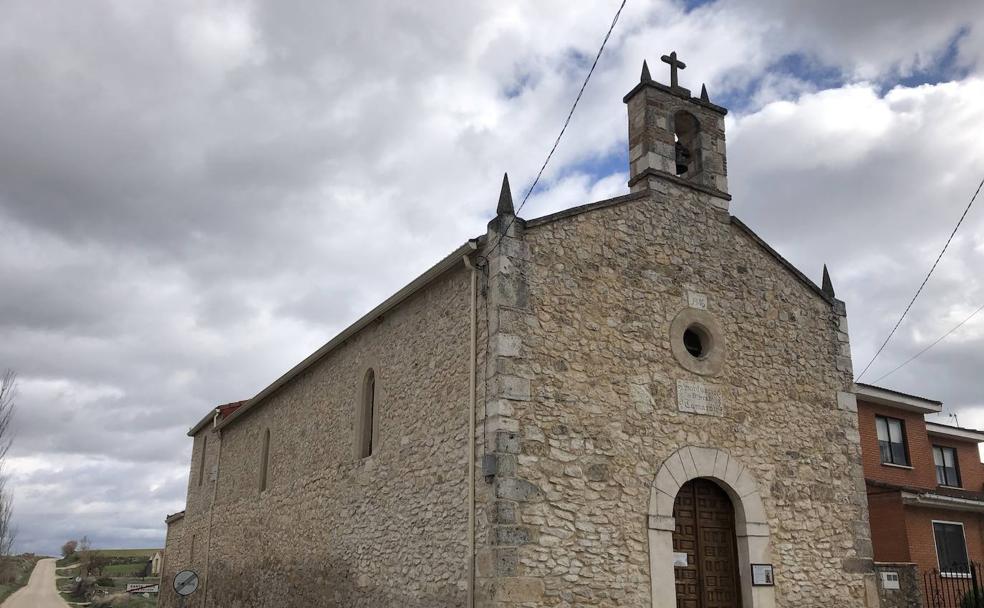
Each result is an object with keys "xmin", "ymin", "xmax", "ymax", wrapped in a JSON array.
[
  {"xmin": 926, "ymin": 422, "xmax": 984, "ymax": 443},
  {"xmin": 164, "ymin": 510, "xmax": 185, "ymax": 524},
  {"xmin": 867, "ymin": 479, "xmax": 984, "ymax": 503},
  {"xmin": 855, "ymin": 383, "xmax": 943, "ymax": 414}
]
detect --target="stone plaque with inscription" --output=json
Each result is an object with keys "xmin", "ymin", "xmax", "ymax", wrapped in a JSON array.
[
  {"xmin": 676, "ymin": 379, "xmax": 724, "ymax": 417},
  {"xmin": 687, "ymin": 292, "xmax": 707, "ymax": 310}
]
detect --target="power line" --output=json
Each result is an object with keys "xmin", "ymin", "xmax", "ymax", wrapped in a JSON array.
[
  {"xmin": 484, "ymin": 0, "xmax": 628, "ymax": 260},
  {"xmin": 856, "ymin": 175, "xmax": 984, "ymax": 380},
  {"xmin": 870, "ymin": 303, "xmax": 984, "ymax": 384}
]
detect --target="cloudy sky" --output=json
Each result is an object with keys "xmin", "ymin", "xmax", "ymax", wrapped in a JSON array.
[{"xmin": 1, "ymin": 0, "xmax": 983, "ymax": 556}]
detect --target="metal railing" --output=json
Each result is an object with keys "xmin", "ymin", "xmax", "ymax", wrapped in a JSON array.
[{"xmin": 925, "ymin": 562, "xmax": 984, "ymax": 608}]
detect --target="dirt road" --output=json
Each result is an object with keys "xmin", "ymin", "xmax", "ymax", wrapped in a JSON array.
[{"xmin": 2, "ymin": 558, "xmax": 69, "ymax": 608}]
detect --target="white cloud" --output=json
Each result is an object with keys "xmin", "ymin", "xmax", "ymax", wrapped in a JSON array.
[{"xmin": 0, "ymin": 0, "xmax": 982, "ymax": 555}]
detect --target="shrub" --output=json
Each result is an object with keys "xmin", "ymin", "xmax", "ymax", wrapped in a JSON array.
[
  {"xmin": 61, "ymin": 540, "xmax": 78, "ymax": 558},
  {"xmin": 95, "ymin": 577, "xmax": 115, "ymax": 587},
  {"xmin": 961, "ymin": 589, "xmax": 984, "ymax": 608}
]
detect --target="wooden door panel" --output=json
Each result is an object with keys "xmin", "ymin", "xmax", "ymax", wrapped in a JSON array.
[{"xmin": 671, "ymin": 479, "xmax": 742, "ymax": 608}]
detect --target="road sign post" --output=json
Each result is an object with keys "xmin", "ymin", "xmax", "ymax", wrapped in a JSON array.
[{"xmin": 173, "ymin": 569, "xmax": 199, "ymax": 608}]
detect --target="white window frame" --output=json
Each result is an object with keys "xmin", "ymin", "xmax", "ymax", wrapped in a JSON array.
[
  {"xmin": 933, "ymin": 445, "xmax": 961, "ymax": 488},
  {"xmin": 932, "ymin": 519, "xmax": 971, "ymax": 578}
]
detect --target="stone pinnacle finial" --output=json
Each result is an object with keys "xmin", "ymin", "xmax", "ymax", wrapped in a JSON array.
[
  {"xmin": 700, "ymin": 84, "xmax": 709, "ymax": 102},
  {"xmin": 641, "ymin": 60, "xmax": 652, "ymax": 82},
  {"xmin": 822, "ymin": 264, "xmax": 835, "ymax": 297},
  {"xmin": 497, "ymin": 173, "xmax": 515, "ymax": 216}
]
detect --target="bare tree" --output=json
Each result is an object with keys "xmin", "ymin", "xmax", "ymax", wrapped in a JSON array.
[
  {"xmin": 78, "ymin": 535, "xmax": 92, "ymax": 575},
  {"xmin": 0, "ymin": 371, "xmax": 15, "ymax": 556},
  {"xmin": 0, "ymin": 371, "xmax": 14, "ymax": 460}
]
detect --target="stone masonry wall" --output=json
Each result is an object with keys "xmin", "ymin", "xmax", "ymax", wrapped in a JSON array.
[
  {"xmin": 162, "ymin": 265, "xmax": 474, "ymax": 608},
  {"xmin": 484, "ymin": 184, "xmax": 872, "ymax": 607},
  {"xmin": 161, "ymin": 428, "xmax": 219, "ymax": 608},
  {"xmin": 874, "ymin": 563, "xmax": 922, "ymax": 608}
]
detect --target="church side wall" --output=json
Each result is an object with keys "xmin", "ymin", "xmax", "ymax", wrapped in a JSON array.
[
  {"xmin": 488, "ymin": 186, "xmax": 871, "ymax": 607},
  {"xmin": 163, "ymin": 265, "xmax": 474, "ymax": 608},
  {"xmin": 161, "ymin": 428, "xmax": 217, "ymax": 608}
]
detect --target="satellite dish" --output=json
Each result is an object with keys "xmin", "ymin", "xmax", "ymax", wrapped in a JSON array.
[{"xmin": 173, "ymin": 570, "xmax": 199, "ymax": 596}]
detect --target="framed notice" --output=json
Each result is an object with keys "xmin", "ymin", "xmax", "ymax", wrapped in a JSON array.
[{"xmin": 751, "ymin": 564, "xmax": 774, "ymax": 586}]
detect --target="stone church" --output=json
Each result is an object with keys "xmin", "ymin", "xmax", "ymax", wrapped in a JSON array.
[{"xmin": 161, "ymin": 56, "xmax": 878, "ymax": 608}]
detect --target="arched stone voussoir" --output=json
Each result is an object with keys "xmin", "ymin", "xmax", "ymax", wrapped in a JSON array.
[{"xmin": 736, "ymin": 490, "xmax": 767, "ymax": 528}]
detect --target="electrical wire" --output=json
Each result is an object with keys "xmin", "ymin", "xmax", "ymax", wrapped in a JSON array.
[
  {"xmin": 483, "ymin": 0, "xmax": 628, "ymax": 261},
  {"xmin": 869, "ymin": 303, "xmax": 984, "ymax": 384},
  {"xmin": 856, "ymin": 175, "xmax": 984, "ymax": 380}
]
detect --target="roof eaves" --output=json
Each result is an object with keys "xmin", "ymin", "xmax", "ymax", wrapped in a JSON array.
[
  {"xmin": 217, "ymin": 239, "xmax": 479, "ymax": 431},
  {"xmin": 855, "ymin": 383, "xmax": 943, "ymax": 414},
  {"xmin": 524, "ymin": 191, "xmax": 650, "ymax": 229},
  {"xmin": 926, "ymin": 422, "xmax": 984, "ymax": 443},
  {"xmin": 188, "ymin": 409, "xmax": 218, "ymax": 437},
  {"xmin": 729, "ymin": 216, "xmax": 839, "ymax": 307}
]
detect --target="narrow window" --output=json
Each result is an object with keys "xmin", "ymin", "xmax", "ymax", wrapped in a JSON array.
[
  {"xmin": 359, "ymin": 369, "xmax": 375, "ymax": 458},
  {"xmin": 875, "ymin": 415, "xmax": 909, "ymax": 466},
  {"xmin": 197, "ymin": 435, "xmax": 207, "ymax": 487},
  {"xmin": 259, "ymin": 428, "xmax": 271, "ymax": 492},
  {"xmin": 933, "ymin": 446, "xmax": 961, "ymax": 487},
  {"xmin": 934, "ymin": 521, "xmax": 969, "ymax": 575}
]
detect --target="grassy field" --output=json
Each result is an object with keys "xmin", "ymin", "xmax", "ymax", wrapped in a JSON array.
[
  {"xmin": 56, "ymin": 549, "xmax": 161, "ymax": 607},
  {"xmin": 104, "ymin": 563, "xmax": 146, "ymax": 577},
  {"xmin": 0, "ymin": 555, "xmax": 41, "ymax": 603},
  {"xmin": 90, "ymin": 549, "xmax": 160, "ymax": 558}
]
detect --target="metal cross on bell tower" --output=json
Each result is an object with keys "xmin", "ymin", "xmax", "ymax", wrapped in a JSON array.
[{"xmin": 660, "ymin": 51, "xmax": 687, "ymax": 89}]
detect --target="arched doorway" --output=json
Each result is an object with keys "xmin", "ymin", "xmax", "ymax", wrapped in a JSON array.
[
  {"xmin": 673, "ymin": 478, "xmax": 742, "ymax": 608},
  {"xmin": 648, "ymin": 446, "xmax": 775, "ymax": 608}
]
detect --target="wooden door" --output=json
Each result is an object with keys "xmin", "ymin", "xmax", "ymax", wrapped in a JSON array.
[{"xmin": 672, "ymin": 479, "xmax": 742, "ymax": 608}]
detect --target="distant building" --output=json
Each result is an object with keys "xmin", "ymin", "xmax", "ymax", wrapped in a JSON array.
[
  {"xmin": 151, "ymin": 551, "xmax": 163, "ymax": 576},
  {"xmin": 162, "ymin": 56, "xmax": 879, "ymax": 607},
  {"xmin": 857, "ymin": 383, "xmax": 984, "ymax": 603}
]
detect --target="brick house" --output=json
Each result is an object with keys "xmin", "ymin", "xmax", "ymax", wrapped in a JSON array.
[{"xmin": 857, "ymin": 383, "xmax": 984, "ymax": 600}]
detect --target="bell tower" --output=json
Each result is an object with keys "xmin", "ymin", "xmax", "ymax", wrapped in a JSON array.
[{"xmin": 624, "ymin": 52, "xmax": 730, "ymax": 208}]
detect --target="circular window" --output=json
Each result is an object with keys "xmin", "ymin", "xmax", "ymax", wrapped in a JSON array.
[
  {"xmin": 683, "ymin": 325, "xmax": 708, "ymax": 358},
  {"xmin": 670, "ymin": 310, "xmax": 725, "ymax": 376}
]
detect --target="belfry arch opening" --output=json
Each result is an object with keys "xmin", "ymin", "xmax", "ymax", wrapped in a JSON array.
[{"xmin": 673, "ymin": 110, "xmax": 701, "ymax": 177}]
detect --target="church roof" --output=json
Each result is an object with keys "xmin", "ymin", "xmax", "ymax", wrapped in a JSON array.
[
  {"xmin": 211, "ymin": 239, "xmax": 479, "ymax": 433},
  {"xmin": 525, "ymin": 190, "xmax": 839, "ymax": 307},
  {"xmin": 188, "ymin": 399, "xmax": 249, "ymax": 436},
  {"xmin": 209, "ymin": 184, "xmax": 842, "ymax": 434}
]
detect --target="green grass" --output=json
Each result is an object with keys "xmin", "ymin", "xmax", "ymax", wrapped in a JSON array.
[
  {"xmin": 90, "ymin": 548, "xmax": 160, "ymax": 558},
  {"xmin": 0, "ymin": 555, "xmax": 42, "ymax": 603},
  {"xmin": 104, "ymin": 563, "xmax": 145, "ymax": 577},
  {"xmin": 56, "ymin": 554, "xmax": 80, "ymax": 567}
]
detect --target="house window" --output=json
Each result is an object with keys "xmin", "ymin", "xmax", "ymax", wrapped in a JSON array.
[
  {"xmin": 934, "ymin": 521, "xmax": 970, "ymax": 575},
  {"xmin": 358, "ymin": 369, "xmax": 375, "ymax": 458},
  {"xmin": 259, "ymin": 428, "xmax": 271, "ymax": 492},
  {"xmin": 875, "ymin": 415, "xmax": 909, "ymax": 466},
  {"xmin": 934, "ymin": 446, "xmax": 961, "ymax": 487},
  {"xmin": 197, "ymin": 435, "xmax": 207, "ymax": 487}
]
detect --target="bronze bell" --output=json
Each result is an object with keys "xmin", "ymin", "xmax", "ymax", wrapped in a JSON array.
[{"xmin": 675, "ymin": 141, "xmax": 691, "ymax": 175}]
